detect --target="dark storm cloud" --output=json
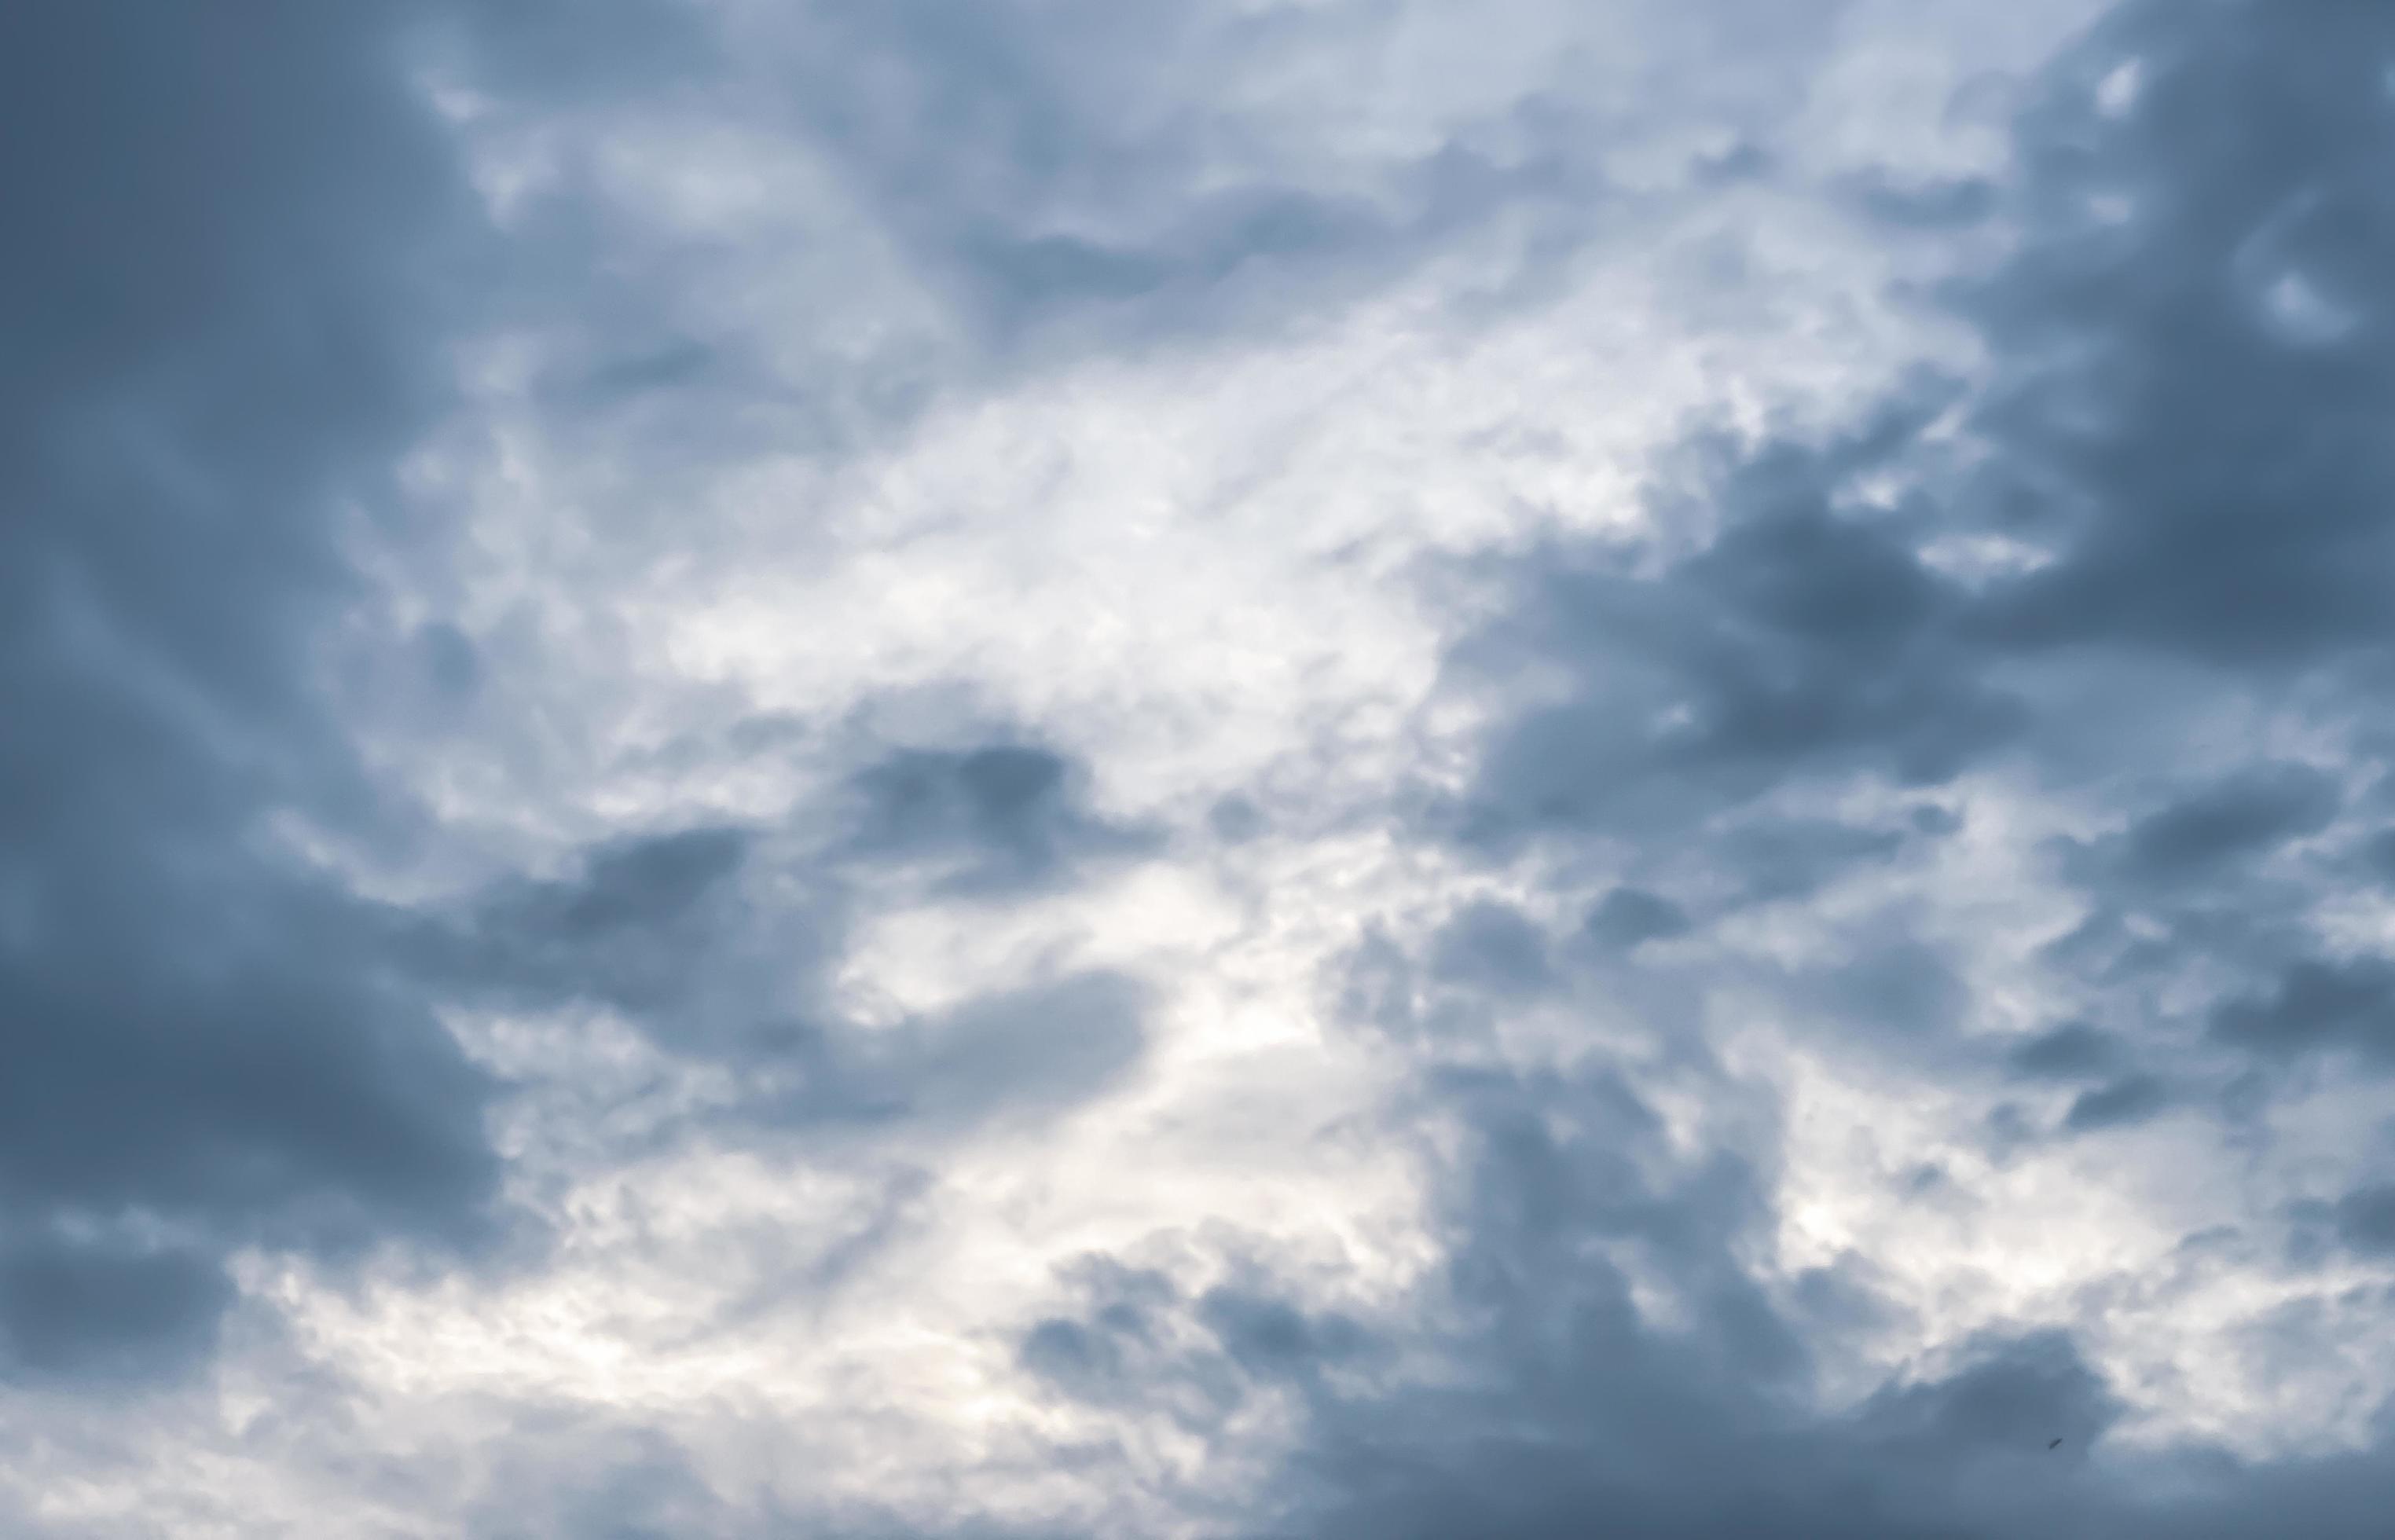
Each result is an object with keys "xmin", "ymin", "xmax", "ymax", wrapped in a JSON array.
[{"xmin": 0, "ymin": 0, "xmax": 504, "ymax": 1380}]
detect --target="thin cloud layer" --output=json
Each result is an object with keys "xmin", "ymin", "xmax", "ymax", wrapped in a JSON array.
[{"xmin": 12, "ymin": 2, "xmax": 2395, "ymax": 1537}]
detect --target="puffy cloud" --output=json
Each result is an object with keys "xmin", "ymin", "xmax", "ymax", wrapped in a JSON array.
[{"xmin": 21, "ymin": 0, "xmax": 2395, "ymax": 1536}]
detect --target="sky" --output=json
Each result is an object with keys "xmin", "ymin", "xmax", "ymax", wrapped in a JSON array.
[{"xmin": 9, "ymin": 1, "xmax": 2395, "ymax": 1534}]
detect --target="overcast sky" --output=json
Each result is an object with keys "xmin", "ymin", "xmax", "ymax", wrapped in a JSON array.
[{"xmin": 12, "ymin": 2, "xmax": 2395, "ymax": 1534}]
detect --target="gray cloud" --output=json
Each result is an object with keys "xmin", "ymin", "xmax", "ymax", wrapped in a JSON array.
[
  {"xmin": 713, "ymin": 0, "xmax": 1856, "ymax": 376},
  {"xmin": 843, "ymin": 742, "xmax": 1160, "ymax": 895},
  {"xmin": 1177, "ymin": 2, "xmax": 2395, "ymax": 1534},
  {"xmin": 2361, "ymin": 829, "xmax": 2395, "ymax": 888},
  {"xmin": 2007, "ymin": 1021, "xmax": 2122, "ymax": 1081},
  {"xmin": 1960, "ymin": 2, "xmax": 2395, "ymax": 671},
  {"xmin": 1722, "ymin": 816, "xmax": 1911, "ymax": 906},
  {"xmin": 2108, "ymin": 764, "xmax": 2342, "ymax": 886},
  {"xmin": 1582, "ymin": 886, "xmax": 1695, "ymax": 952},
  {"xmin": 746, "ymin": 972, "xmax": 1152, "ymax": 1139},
  {"xmin": 765, "ymin": 0, "xmax": 1578, "ymax": 354},
  {"xmin": 411, "ymin": 737, "xmax": 1157, "ymax": 1176},
  {"xmin": 1453, "ymin": 471, "xmax": 2008, "ymax": 845},
  {"xmin": 1428, "ymin": 900, "xmax": 1555, "ymax": 998},
  {"xmin": 1436, "ymin": 0, "xmax": 2395, "ymax": 1071},
  {"xmin": 2061, "ymin": 1072, "xmax": 2172, "ymax": 1134},
  {"xmin": 0, "ymin": 1236, "xmax": 236, "ymax": 1385},
  {"xmin": 2210, "ymin": 958, "xmax": 2395, "ymax": 1065},
  {"xmin": 427, "ymin": 824, "xmax": 782, "ymax": 1041},
  {"xmin": 22, "ymin": 0, "xmax": 2395, "ymax": 1533},
  {"xmin": 2331, "ymin": 1183, "xmax": 2395, "ymax": 1257},
  {"xmin": 417, "ymin": 726, "xmax": 1157, "ymax": 1116},
  {"xmin": 1220, "ymin": 1053, "xmax": 2133, "ymax": 1539},
  {"xmin": 0, "ymin": 0, "xmax": 506, "ymax": 1381}
]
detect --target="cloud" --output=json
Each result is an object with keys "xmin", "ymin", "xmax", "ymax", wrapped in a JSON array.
[
  {"xmin": 2061, "ymin": 1072, "xmax": 2171, "ymax": 1134},
  {"xmin": 0, "ymin": 0, "xmax": 508, "ymax": 1384},
  {"xmin": 738, "ymin": 0, "xmax": 1817, "ymax": 357},
  {"xmin": 842, "ymin": 742, "xmax": 1160, "ymax": 895},
  {"xmin": 2107, "ymin": 764, "xmax": 2342, "ymax": 886},
  {"xmin": 746, "ymin": 972, "xmax": 1153, "ymax": 1139},
  {"xmin": 1426, "ymin": 900, "xmax": 1554, "ymax": 997},
  {"xmin": 2210, "ymin": 959, "xmax": 2395, "ymax": 1065},
  {"xmin": 2332, "ymin": 1184, "xmax": 2395, "ymax": 1257},
  {"xmin": 1208, "ymin": 1, "xmax": 2395, "ymax": 1532},
  {"xmin": 0, "ymin": 1237, "xmax": 236, "ymax": 1385},
  {"xmin": 1583, "ymin": 886, "xmax": 1695, "ymax": 951},
  {"xmin": 416, "ymin": 730, "xmax": 1157, "ymax": 1146},
  {"xmin": 1450, "ymin": 425, "xmax": 2030, "ymax": 849},
  {"xmin": 1960, "ymin": 2, "xmax": 2395, "ymax": 670},
  {"xmin": 2007, "ymin": 1020, "xmax": 2121, "ymax": 1080},
  {"xmin": 1434, "ymin": 0, "xmax": 2395, "ymax": 1088},
  {"xmin": 424, "ymin": 823, "xmax": 785, "ymax": 1043},
  {"xmin": 22, "ymin": 0, "xmax": 2395, "ymax": 1534},
  {"xmin": 1211, "ymin": 1043, "xmax": 2133, "ymax": 1538},
  {"xmin": 1722, "ymin": 816, "xmax": 1911, "ymax": 905}
]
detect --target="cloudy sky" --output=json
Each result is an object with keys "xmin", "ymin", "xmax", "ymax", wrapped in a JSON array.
[{"xmin": 13, "ymin": 1, "xmax": 2395, "ymax": 1534}]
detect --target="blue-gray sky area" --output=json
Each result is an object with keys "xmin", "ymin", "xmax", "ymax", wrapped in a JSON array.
[{"xmin": 12, "ymin": 2, "xmax": 2395, "ymax": 1534}]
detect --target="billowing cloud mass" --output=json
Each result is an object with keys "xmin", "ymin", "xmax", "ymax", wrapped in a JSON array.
[{"xmin": 13, "ymin": 0, "xmax": 2395, "ymax": 1534}]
